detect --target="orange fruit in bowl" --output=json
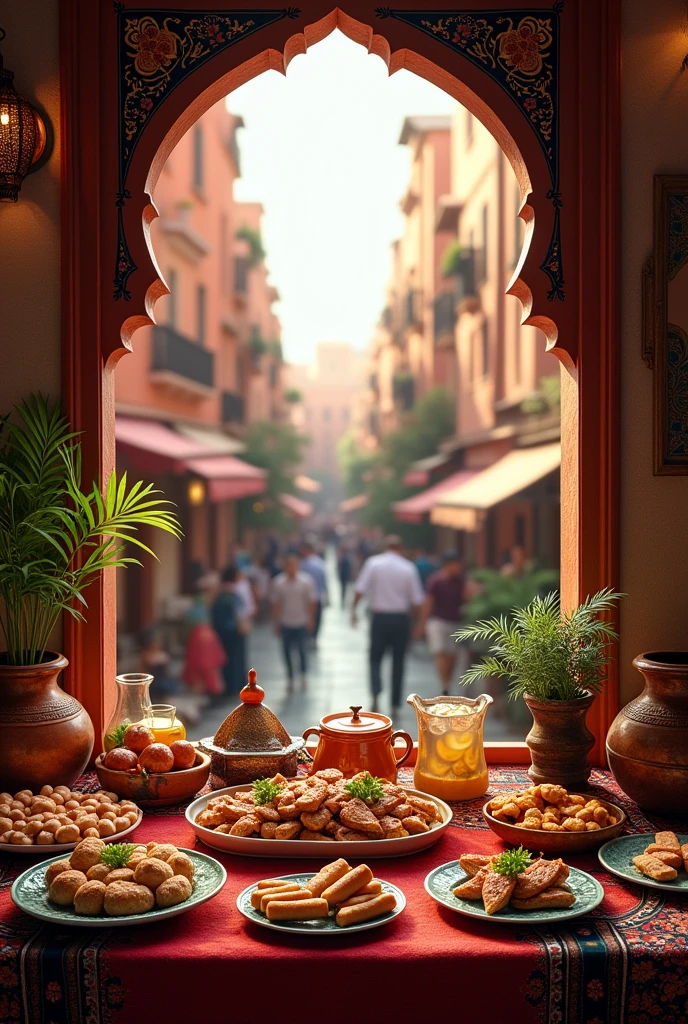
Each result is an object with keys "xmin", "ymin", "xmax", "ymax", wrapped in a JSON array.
[
  {"xmin": 123, "ymin": 724, "xmax": 155, "ymax": 754},
  {"xmin": 138, "ymin": 743, "xmax": 174, "ymax": 773}
]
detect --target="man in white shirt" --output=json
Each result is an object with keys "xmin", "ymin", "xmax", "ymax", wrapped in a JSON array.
[
  {"xmin": 351, "ymin": 535, "xmax": 425, "ymax": 712},
  {"xmin": 271, "ymin": 552, "xmax": 317, "ymax": 692}
]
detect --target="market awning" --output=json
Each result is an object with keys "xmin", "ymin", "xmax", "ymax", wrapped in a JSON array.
[
  {"xmin": 175, "ymin": 423, "xmax": 245, "ymax": 456},
  {"xmin": 185, "ymin": 456, "xmax": 266, "ymax": 502},
  {"xmin": 430, "ymin": 443, "xmax": 561, "ymax": 531},
  {"xmin": 393, "ymin": 470, "xmax": 477, "ymax": 524},
  {"xmin": 280, "ymin": 493, "xmax": 313, "ymax": 520},
  {"xmin": 115, "ymin": 417, "xmax": 209, "ymax": 472},
  {"xmin": 402, "ymin": 452, "xmax": 452, "ymax": 488},
  {"xmin": 339, "ymin": 494, "xmax": 369, "ymax": 513}
]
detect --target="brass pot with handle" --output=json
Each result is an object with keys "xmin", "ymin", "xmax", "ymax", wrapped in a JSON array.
[{"xmin": 302, "ymin": 706, "xmax": 413, "ymax": 782}]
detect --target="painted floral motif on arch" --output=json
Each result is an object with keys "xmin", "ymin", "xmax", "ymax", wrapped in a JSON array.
[
  {"xmin": 375, "ymin": 3, "xmax": 565, "ymax": 300},
  {"xmin": 112, "ymin": 3, "xmax": 301, "ymax": 299}
]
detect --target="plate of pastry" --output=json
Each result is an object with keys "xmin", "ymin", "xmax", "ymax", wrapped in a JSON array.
[
  {"xmin": 11, "ymin": 837, "xmax": 226, "ymax": 927},
  {"xmin": 598, "ymin": 831, "xmax": 688, "ymax": 892},
  {"xmin": 425, "ymin": 848, "xmax": 604, "ymax": 924},
  {"xmin": 0, "ymin": 786, "xmax": 142, "ymax": 854},
  {"xmin": 236, "ymin": 858, "xmax": 406, "ymax": 935},
  {"xmin": 187, "ymin": 770, "xmax": 451, "ymax": 858}
]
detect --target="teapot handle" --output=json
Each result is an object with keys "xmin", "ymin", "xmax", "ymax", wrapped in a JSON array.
[
  {"xmin": 391, "ymin": 730, "xmax": 414, "ymax": 767},
  {"xmin": 302, "ymin": 726, "xmax": 321, "ymax": 746}
]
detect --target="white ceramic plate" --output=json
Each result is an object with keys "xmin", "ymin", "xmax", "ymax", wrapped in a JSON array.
[
  {"xmin": 0, "ymin": 810, "xmax": 143, "ymax": 856},
  {"xmin": 236, "ymin": 872, "xmax": 406, "ymax": 935},
  {"xmin": 186, "ymin": 784, "xmax": 451, "ymax": 858},
  {"xmin": 12, "ymin": 847, "xmax": 226, "ymax": 927}
]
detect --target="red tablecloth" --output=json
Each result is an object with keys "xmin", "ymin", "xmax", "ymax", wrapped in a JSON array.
[{"xmin": 1, "ymin": 767, "xmax": 687, "ymax": 1024}]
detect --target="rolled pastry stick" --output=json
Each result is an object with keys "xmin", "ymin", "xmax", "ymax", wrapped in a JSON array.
[
  {"xmin": 356, "ymin": 880, "xmax": 382, "ymax": 896},
  {"xmin": 337, "ymin": 892, "xmax": 379, "ymax": 909},
  {"xmin": 336, "ymin": 892, "xmax": 397, "ymax": 927},
  {"xmin": 266, "ymin": 897, "xmax": 329, "ymax": 921},
  {"xmin": 307, "ymin": 858, "xmax": 351, "ymax": 899},
  {"xmin": 321, "ymin": 864, "xmax": 373, "ymax": 907},
  {"xmin": 259, "ymin": 888, "xmax": 313, "ymax": 913},
  {"xmin": 256, "ymin": 879, "xmax": 296, "ymax": 890},
  {"xmin": 250, "ymin": 882, "xmax": 299, "ymax": 909}
]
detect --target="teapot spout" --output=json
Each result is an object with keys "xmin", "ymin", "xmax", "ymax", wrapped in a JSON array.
[{"xmin": 406, "ymin": 693, "xmax": 423, "ymax": 711}]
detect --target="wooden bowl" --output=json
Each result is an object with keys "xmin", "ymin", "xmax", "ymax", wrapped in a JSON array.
[
  {"xmin": 482, "ymin": 793, "xmax": 626, "ymax": 854},
  {"xmin": 95, "ymin": 750, "xmax": 211, "ymax": 806}
]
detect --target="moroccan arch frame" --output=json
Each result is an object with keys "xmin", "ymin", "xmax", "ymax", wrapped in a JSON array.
[{"xmin": 60, "ymin": 0, "xmax": 621, "ymax": 762}]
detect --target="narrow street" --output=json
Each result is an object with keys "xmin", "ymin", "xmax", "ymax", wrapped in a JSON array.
[{"xmin": 190, "ymin": 552, "xmax": 522, "ymax": 744}]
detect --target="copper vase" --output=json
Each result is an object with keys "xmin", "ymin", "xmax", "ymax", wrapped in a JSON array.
[
  {"xmin": 606, "ymin": 652, "xmax": 688, "ymax": 814},
  {"xmin": 524, "ymin": 692, "xmax": 595, "ymax": 790},
  {"xmin": 0, "ymin": 653, "xmax": 95, "ymax": 793}
]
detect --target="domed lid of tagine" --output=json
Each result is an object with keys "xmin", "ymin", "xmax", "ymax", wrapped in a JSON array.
[{"xmin": 213, "ymin": 669, "xmax": 292, "ymax": 752}]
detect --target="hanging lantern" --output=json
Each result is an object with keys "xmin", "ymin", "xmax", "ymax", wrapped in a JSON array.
[{"xmin": 0, "ymin": 30, "xmax": 47, "ymax": 203}]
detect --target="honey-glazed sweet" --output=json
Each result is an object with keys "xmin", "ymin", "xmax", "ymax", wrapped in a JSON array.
[
  {"xmin": 74, "ymin": 880, "xmax": 107, "ymax": 916},
  {"xmin": 49, "ymin": 869, "xmax": 88, "ymax": 905},
  {"xmin": 133, "ymin": 858, "xmax": 174, "ymax": 890},
  {"xmin": 104, "ymin": 881, "xmax": 155, "ymax": 916},
  {"xmin": 155, "ymin": 874, "xmax": 192, "ymax": 908},
  {"xmin": 195, "ymin": 771, "xmax": 442, "ymax": 843}
]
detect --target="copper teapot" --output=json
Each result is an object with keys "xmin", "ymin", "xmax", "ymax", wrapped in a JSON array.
[{"xmin": 303, "ymin": 706, "xmax": 413, "ymax": 782}]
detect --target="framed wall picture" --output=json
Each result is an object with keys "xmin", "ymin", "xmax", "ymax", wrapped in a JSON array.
[{"xmin": 643, "ymin": 175, "xmax": 688, "ymax": 474}]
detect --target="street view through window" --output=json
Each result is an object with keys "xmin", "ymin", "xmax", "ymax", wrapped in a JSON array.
[{"xmin": 115, "ymin": 30, "xmax": 561, "ymax": 746}]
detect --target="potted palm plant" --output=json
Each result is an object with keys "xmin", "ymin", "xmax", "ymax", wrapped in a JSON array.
[
  {"xmin": 0, "ymin": 395, "xmax": 181, "ymax": 792},
  {"xmin": 455, "ymin": 589, "xmax": 623, "ymax": 788}
]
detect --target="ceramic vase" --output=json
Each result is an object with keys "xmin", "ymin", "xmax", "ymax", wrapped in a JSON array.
[
  {"xmin": 524, "ymin": 692, "xmax": 595, "ymax": 789},
  {"xmin": 0, "ymin": 653, "xmax": 94, "ymax": 793},
  {"xmin": 606, "ymin": 652, "xmax": 688, "ymax": 814}
]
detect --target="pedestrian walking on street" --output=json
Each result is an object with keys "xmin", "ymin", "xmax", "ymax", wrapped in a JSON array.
[
  {"xmin": 271, "ymin": 552, "xmax": 317, "ymax": 692},
  {"xmin": 351, "ymin": 535, "xmax": 425, "ymax": 713},
  {"xmin": 211, "ymin": 566, "xmax": 249, "ymax": 696},
  {"xmin": 337, "ymin": 544, "xmax": 353, "ymax": 608},
  {"xmin": 300, "ymin": 538, "xmax": 328, "ymax": 648},
  {"xmin": 416, "ymin": 551, "xmax": 470, "ymax": 696}
]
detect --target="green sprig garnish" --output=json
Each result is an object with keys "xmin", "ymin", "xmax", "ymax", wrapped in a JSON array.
[
  {"xmin": 492, "ymin": 846, "xmax": 532, "ymax": 877},
  {"xmin": 105, "ymin": 720, "xmax": 130, "ymax": 749},
  {"xmin": 345, "ymin": 775, "xmax": 386, "ymax": 803},
  {"xmin": 252, "ymin": 778, "xmax": 283, "ymax": 805},
  {"xmin": 100, "ymin": 843, "xmax": 136, "ymax": 868}
]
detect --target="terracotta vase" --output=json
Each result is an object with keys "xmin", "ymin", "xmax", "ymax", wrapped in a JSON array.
[
  {"xmin": 0, "ymin": 653, "xmax": 94, "ymax": 793},
  {"xmin": 524, "ymin": 692, "xmax": 595, "ymax": 790},
  {"xmin": 606, "ymin": 652, "xmax": 688, "ymax": 814}
]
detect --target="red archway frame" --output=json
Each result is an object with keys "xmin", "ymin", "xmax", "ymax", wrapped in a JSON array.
[{"xmin": 60, "ymin": 0, "xmax": 620, "ymax": 764}]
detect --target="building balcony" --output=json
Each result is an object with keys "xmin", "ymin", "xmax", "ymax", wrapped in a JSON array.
[
  {"xmin": 393, "ymin": 373, "xmax": 415, "ymax": 411},
  {"xmin": 159, "ymin": 209, "xmax": 212, "ymax": 265},
  {"xmin": 403, "ymin": 289, "xmax": 423, "ymax": 330},
  {"xmin": 221, "ymin": 389, "xmax": 245, "ymax": 425},
  {"xmin": 150, "ymin": 325, "xmax": 214, "ymax": 396},
  {"xmin": 433, "ymin": 290, "xmax": 457, "ymax": 347}
]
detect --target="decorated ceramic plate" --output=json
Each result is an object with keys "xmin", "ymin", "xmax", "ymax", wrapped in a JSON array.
[
  {"xmin": 598, "ymin": 834, "xmax": 688, "ymax": 892},
  {"xmin": 424, "ymin": 861, "xmax": 605, "ymax": 924},
  {"xmin": 236, "ymin": 872, "xmax": 406, "ymax": 935},
  {"xmin": 0, "ymin": 810, "xmax": 143, "ymax": 856},
  {"xmin": 187, "ymin": 785, "xmax": 451, "ymax": 859},
  {"xmin": 11, "ymin": 848, "xmax": 226, "ymax": 927}
]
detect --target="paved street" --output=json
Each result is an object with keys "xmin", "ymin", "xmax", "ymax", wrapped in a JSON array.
[{"xmin": 189, "ymin": 554, "xmax": 527, "ymax": 745}]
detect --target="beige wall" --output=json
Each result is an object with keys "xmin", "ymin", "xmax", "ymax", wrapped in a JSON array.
[
  {"xmin": 0, "ymin": 0, "xmax": 61, "ymax": 413},
  {"xmin": 619, "ymin": 0, "xmax": 688, "ymax": 702}
]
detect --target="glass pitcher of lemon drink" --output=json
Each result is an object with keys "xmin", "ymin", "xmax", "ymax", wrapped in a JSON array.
[{"xmin": 407, "ymin": 693, "xmax": 493, "ymax": 800}]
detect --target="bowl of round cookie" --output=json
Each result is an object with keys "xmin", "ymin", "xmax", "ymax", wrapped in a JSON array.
[{"xmin": 483, "ymin": 783, "xmax": 626, "ymax": 854}]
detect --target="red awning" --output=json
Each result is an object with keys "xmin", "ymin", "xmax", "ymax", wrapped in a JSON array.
[
  {"xmin": 186, "ymin": 456, "xmax": 267, "ymax": 502},
  {"xmin": 402, "ymin": 453, "xmax": 452, "ymax": 488},
  {"xmin": 116, "ymin": 417, "xmax": 209, "ymax": 472},
  {"xmin": 280, "ymin": 492, "xmax": 313, "ymax": 520},
  {"xmin": 393, "ymin": 470, "xmax": 477, "ymax": 524}
]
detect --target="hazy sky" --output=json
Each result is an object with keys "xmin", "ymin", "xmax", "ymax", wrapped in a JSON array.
[{"xmin": 226, "ymin": 30, "xmax": 455, "ymax": 366}]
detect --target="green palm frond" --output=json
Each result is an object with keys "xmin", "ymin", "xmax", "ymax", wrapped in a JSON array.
[
  {"xmin": 457, "ymin": 588, "xmax": 624, "ymax": 702},
  {"xmin": 0, "ymin": 394, "xmax": 182, "ymax": 665}
]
